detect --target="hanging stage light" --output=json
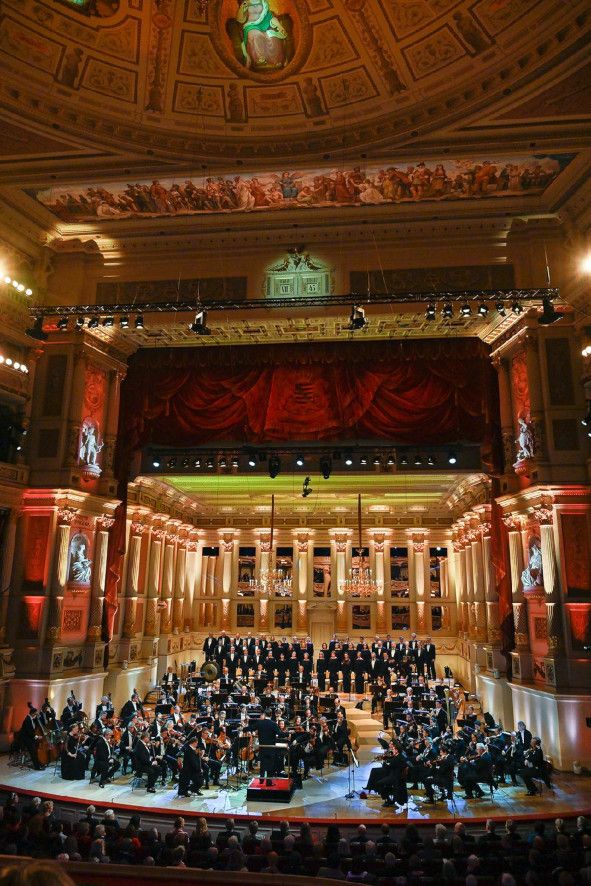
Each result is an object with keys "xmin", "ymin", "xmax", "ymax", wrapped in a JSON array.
[
  {"xmin": 511, "ymin": 300, "xmax": 523, "ymax": 315},
  {"xmin": 26, "ymin": 315, "xmax": 48, "ymax": 341},
  {"xmin": 152, "ymin": 457, "xmax": 161, "ymax": 468},
  {"xmin": 103, "ymin": 316, "xmax": 115, "ymax": 327},
  {"xmin": 189, "ymin": 309, "xmax": 211, "ymax": 335},
  {"xmin": 347, "ymin": 305, "xmax": 367, "ymax": 331},
  {"xmin": 387, "ymin": 454, "xmax": 395, "ymax": 466},
  {"xmin": 57, "ymin": 317, "xmax": 69, "ymax": 330},
  {"xmin": 182, "ymin": 458, "xmax": 190, "ymax": 468},
  {"xmin": 247, "ymin": 454, "xmax": 257, "ymax": 468},
  {"xmin": 359, "ymin": 455, "xmax": 368, "ymax": 466},
  {"xmin": 206, "ymin": 456, "xmax": 215, "ymax": 469},
  {"xmin": 88, "ymin": 317, "xmax": 99, "ymax": 329},
  {"xmin": 302, "ymin": 476, "xmax": 312, "ymax": 498},
  {"xmin": 167, "ymin": 457, "xmax": 177, "ymax": 468},
  {"xmin": 120, "ymin": 315, "xmax": 130, "ymax": 329},
  {"xmin": 344, "ymin": 454, "xmax": 354, "ymax": 466},
  {"xmin": 232, "ymin": 455, "xmax": 239, "ymax": 468},
  {"xmin": 460, "ymin": 302, "xmax": 471, "ymax": 316},
  {"xmin": 425, "ymin": 303, "xmax": 436, "ymax": 321},
  {"xmin": 193, "ymin": 457, "xmax": 201, "ymax": 468},
  {"xmin": 442, "ymin": 303, "xmax": 453, "ymax": 319},
  {"xmin": 478, "ymin": 302, "xmax": 488, "ymax": 317},
  {"xmin": 414, "ymin": 454, "xmax": 422, "ymax": 466},
  {"xmin": 269, "ymin": 454, "xmax": 281, "ymax": 478},
  {"xmin": 219, "ymin": 455, "xmax": 227, "ymax": 468},
  {"xmin": 295, "ymin": 454, "xmax": 305, "ymax": 467},
  {"xmin": 448, "ymin": 451, "xmax": 458, "ymax": 465},
  {"xmin": 495, "ymin": 301, "xmax": 506, "ymax": 316},
  {"xmin": 399, "ymin": 454, "xmax": 408, "ymax": 466},
  {"xmin": 427, "ymin": 456, "xmax": 435, "ymax": 466},
  {"xmin": 135, "ymin": 313, "xmax": 144, "ymax": 329},
  {"xmin": 75, "ymin": 316, "xmax": 85, "ymax": 331},
  {"xmin": 373, "ymin": 455, "xmax": 381, "ymax": 466},
  {"xmin": 320, "ymin": 455, "xmax": 332, "ymax": 479},
  {"xmin": 538, "ymin": 296, "xmax": 561, "ymax": 325}
]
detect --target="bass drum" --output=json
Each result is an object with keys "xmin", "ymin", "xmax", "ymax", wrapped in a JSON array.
[{"xmin": 200, "ymin": 661, "xmax": 220, "ymax": 683}]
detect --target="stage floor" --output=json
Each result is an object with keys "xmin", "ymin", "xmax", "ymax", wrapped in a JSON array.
[{"xmin": 1, "ymin": 749, "xmax": 589, "ymax": 823}]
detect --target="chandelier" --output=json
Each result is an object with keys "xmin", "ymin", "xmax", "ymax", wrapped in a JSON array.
[
  {"xmin": 250, "ymin": 494, "xmax": 293, "ymax": 596},
  {"xmin": 339, "ymin": 494, "xmax": 379, "ymax": 597}
]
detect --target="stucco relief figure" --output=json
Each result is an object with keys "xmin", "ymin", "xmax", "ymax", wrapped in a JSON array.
[
  {"xmin": 515, "ymin": 417, "xmax": 535, "ymax": 460},
  {"xmin": 68, "ymin": 534, "xmax": 92, "ymax": 585},
  {"xmin": 227, "ymin": 0, "xmax": 294, "ymax": 71},
  {"xmin": 79, "ymin": 420, "xmax": 103, "ymax": 466},
  {"xmin": 521, "ymin": 538, "xmax": 543, "ymax": 590}
]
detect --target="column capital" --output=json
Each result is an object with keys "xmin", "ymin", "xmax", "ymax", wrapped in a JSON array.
[
  {"xmin": 95, "ymin": 514, "xmax": 115, "ymax": 532},
  {"xmin": 256, "ymin": 528, "xmax": 272, "ymax": 552},
  {"xmin": 330, "ymin": 528, "xmax": 352, "ymax": 552},
  {"xmin": 502, "ymin": 513, "xmax": 524, "ymax": 532},
  {"xmin": 293, "ymin": 529, "xmax": 312, "ymax": 553},
  {"xmin": 218, "ymin": 528, "xmax": 238, "ymax": 552},
  {"xmin": 530, "ymin": 505, "xmax": 554, "ymax": 526},
  {"xmin": 57, "ymin": 506, "xmax": 77, "ymax": 526}
]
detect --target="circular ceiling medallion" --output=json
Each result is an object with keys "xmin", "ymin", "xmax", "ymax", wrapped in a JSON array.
[{"xmin": 211, "ymin": 0, "xmax": 311, "ymax": 83}]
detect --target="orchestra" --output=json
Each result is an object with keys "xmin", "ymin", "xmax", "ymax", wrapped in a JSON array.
[{"xmin": 13, "ymin": 632, "xmax": 553, "ymax": 810}]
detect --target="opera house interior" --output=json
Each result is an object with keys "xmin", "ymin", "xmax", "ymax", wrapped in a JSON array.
[{"xmin": 0, "ymin": 0, "xmax": 591, "ymax": 882}]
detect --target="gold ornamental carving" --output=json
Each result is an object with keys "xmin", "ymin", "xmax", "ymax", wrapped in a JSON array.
[
  {"xmin": 57, "ymin": 507, "xmax": 77, "ymax": 525},
  {"xmin": 96, "ymin": 515, "xmax": 115, "ymax": 531}
]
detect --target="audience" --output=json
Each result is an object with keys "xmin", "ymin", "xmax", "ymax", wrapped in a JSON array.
[{"xmin": 1, "ymin": 796, "xmax": 591, "ymax": 885}]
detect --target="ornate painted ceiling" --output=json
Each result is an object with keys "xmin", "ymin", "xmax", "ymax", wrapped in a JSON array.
[{"xmin": 0, "ymin": 0, "xmax": 590, "ymax": 167}]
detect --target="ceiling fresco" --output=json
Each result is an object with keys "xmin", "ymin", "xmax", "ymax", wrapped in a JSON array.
[
  {"xmin": 32, "ymin": 152, "xmax": 574, "ymax": 222},
  {"xmin": 0, "ymin": 0, "xmax": 588, "ymax": 160}
]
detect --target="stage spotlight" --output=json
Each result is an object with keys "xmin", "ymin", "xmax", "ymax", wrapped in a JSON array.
[
  {"xmin": 580, "ymin": 253, "xmax": 591, "ymax": 275},
  {"xmin": 448, "ymin": 451, "xmax": 458, "ymax": 465},
  {"xmin": 232, "ymin": 455, "xmax": 239, "ymax": 468},
  {"xmin": 347, "ymin": 304, "xmax": 367, "ymax": 331},
  {"xmin": 295, "ymin": 454, "xmax": 305, "ymax": 467},
  {"xmin": 88, "ymin": 317, "xmax": 99, "ymax": 329},
  {"xmin": 442, "ymin": 303, "xmax": 453, "ymax": 319},
  {"xmin": 399, "ymin": 454, "xmax": 408, "ymax": 466},
  {"xmin": 247, "ymin": 454, "xmax": 257, "ymax": 468},
  {"xmin": 269, "ymin": 454, "xmax": 281, "ymax": 478},
  {"xmin": 414, "ymin": 454, "xmax": 422, "ymax": 466},
  {"xmin": 495, "ymin": 301, "xmax": 506, "ymax": 316},
  {"xmin": 320, "ymin": 455, "xmax": 332, "ymax": 479},
  {"xmin": 538, "ymin": 296, "xmax": 561, "ymax": 325},
  {"xmin": 425, "ymin": 303, "xmax": 436, "ymax": 321},
  {"xmin": 152, "ymin": 457, "xmax": 161, "ymax": 468},
  {"xmin": 387, "ymin": 454, "xmax": 395, "ymax": 466},
  {"xmin": 182, "ymin": 458, "xmax": 190, "ymax": 468},
  {"xmin": 344, "ymin": 454, "xmax": 353, "ymax": 467},
  {"xmin": 302, "ymin": 476, "xmax": 312, "ymax": 498},
  {"xmin": 359, "ymin": 455, "xmax": 368, "ymax": 466},
  {"xmin": 75, "ymin": 316, "xmax": 85, "ymax": 331},
  {"xmin": 460, "ymin": 302, "xmax": 471, "ymax": 316},
  {"xmin": 167, "ymin": 457, "xmax": 177, "ymax": 468},
  {"xmin": 189, "ymin": 309, "xmax": 211, "ymax": 335},
  {"xmin": 120, "ymin": 315, "xmax": 130, "ymax": 329},
  {"xmin": 206, "ymin": 456, "xmax": 214, "ymax": 469},
  {"xmin": 103, "ymin": 316, "xmax": 115, "ymax": 327},
  {"xmin": 193, "ymin": 457, "xmax": 201, "ymax": 468},
  {"xmin": 135, "ymin": 313, "xmax": 144, "ymax": 329},
  {"xmin": 427, "ymin": 456, "xmax": 435, "ymax": 466},
  {"xmin": 478, "ymin": 302, "xmax": 488, "ymax": 317},
  {"xmin": 26, "ymin": 315, "xmax": 48, "ymax": 341},
  {"xmin": 57, "ymin": 317, "xmax": 69, "ymax": 330},
  {"xmin": 581, "ymin": 406, "xmax": 591, "ymax": 427},
  {"xmin": 219, "ymin": 455, "xmax": 227, "ymax": 468},
  {"xmin": 511, "ymin": 300, "xmax": 523, "ymax": 315},
  {"xmin": 373, "ymin": 455, "xmax": 381, "ymax": 466}
]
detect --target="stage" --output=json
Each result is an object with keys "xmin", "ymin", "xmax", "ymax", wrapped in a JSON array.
[{"xmin": 1, "ymin": 748, "xmax": 589, "ymax": 824}]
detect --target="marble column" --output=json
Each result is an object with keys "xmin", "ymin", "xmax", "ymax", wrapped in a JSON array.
[
  {"xmin": 492, "ymin": 354, "xmax": 515, "ymax": 471},
  {"xmin": 0, "ymin": 511, "xmax": 18, "ymax": 642},
  {"xmin": 294, "ymin": 531, "xmax": 311, "ymax": 597},
  {"xmin": 47, "ymin": 507, "xmax": 77, "ymax": 643},
  {"xmin": 122, "ymin": 523, "xmax": 144, "ymax": 639},
  {"xmin": 190, "ymin": 536, "xmax": 204, "ymax": 630},
  {"xmin": 102, "ymin": 369, "xmax": 124, "ymax": 478},
  {"xmin": 144, "ymin": 528, "xmax": 163, "ymax": 637},
  {"xmin": 524, "ymin": 331, "xmax": 547, "ymax": 460},
  {"xmin": 172, "ymin": 540, "xmax": 187, "ymax": 633},
  {"xmin": 160, "ymin": 536, "xmax": 175, "ymax": 634},
  {"xmin": 218, "ymin": 530, "xmax": 236, "ymax": 597},
  {"xmin": 86, "ymin": 517, "xmax": 112, "ymax": 641}
]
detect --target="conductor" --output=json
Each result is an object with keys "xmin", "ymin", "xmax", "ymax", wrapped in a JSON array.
[{"xmin": 255, "ymin": 709, "xmax": 281, "ymax": 783}]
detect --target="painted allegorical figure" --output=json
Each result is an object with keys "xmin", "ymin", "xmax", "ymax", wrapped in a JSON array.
[{"xmin": 227, "ymin": 0, "xmax": 294, "ymax": 71}]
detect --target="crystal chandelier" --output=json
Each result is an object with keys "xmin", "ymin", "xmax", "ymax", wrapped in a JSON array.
[
  {"xmin": 250, "ymin": 494, "xmax": 293, "ymax": 596},
  {"xmin": 339, "ymin": 494, "xmax": 379, "ymax": 597}
]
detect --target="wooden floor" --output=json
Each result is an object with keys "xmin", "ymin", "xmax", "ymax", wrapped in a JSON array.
[{"xmin": 2, "ymin": 750, "xmax": 589, "ymax": 824}]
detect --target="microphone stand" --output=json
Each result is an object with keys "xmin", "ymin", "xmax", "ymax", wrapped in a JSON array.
[{"xmin": 344, "ymin": 741, "xmax": 360, "ymax": 800}]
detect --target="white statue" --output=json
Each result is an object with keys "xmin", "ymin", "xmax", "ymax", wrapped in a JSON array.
[
  {"xmin": 70, "ymin": 542, "xmax": 92, "ymax": 584},
  {"xmin": 521, "ymin": 539, "xmax": 543, "ymax": 589},
  {"xmin": 516, "ymin": 417, "xmax": 535, "ymax": 460},
  {"xmin": 79, "ymin": 421, "xmax": 103, "ymax": 466}
]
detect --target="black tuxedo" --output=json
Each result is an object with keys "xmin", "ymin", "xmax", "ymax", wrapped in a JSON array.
[
  {"xmin": 394, "ymin": 643, "xmax": 406, "ymax": 661},
  {"xmin": 20, "ymin": 715, "xmax": 42, "ymax": 769},
  {"xmin": 423, "ymin": 643, "xmax": 436, "ymax": 679},
  {"xmin": 134, "ymin": 739, "xmax": 158, "ymax": 789},
  {"xmin": 93, "ymin": 734, "xmax": 118, "ymax": 786},
  {"xmin": 120, "ymin": 700, "xmax": 142, "ymax": 722},
  {"xmin": 256, "ymin": 717, "xmax": 281, "ymax": 777},
  {"xmin": 179, "ymin": 744, "xmax": 203, "ymax": 796},
  {"xmin": 516, "ymin": 728, "xmax": 533, "ymax": 750}
]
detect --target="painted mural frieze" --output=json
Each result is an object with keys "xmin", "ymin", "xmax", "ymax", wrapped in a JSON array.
[{"xmin": 33, "ymin": 152, "xmax": 575, "ymax": 222}]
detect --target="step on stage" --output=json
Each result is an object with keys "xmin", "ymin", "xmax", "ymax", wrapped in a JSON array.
[{"xmin": 246, "ymin": 777, "xmax": 295, "ymax": 803}]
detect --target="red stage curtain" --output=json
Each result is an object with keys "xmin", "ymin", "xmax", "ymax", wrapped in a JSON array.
[{"xmin": 120, "ymin": 340, "xmax": 499, "ymax": 454}]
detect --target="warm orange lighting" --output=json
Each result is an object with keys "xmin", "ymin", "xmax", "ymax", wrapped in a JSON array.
[{"xmin": 580, "ymin": 253, "xmax": 591, "ymax": 275}]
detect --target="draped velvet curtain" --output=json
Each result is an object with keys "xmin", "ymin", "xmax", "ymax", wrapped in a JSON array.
[{"xmin": 119, "ymin": 339, "xmax": 500, "ymax": 457}]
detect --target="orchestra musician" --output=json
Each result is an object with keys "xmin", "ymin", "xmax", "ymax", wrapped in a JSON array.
[
  {"xmin": 19, "ymin": 704, "xmax": 44, "ymax": 770},
  {"xmin": 178, "ymin": 734, "xmax": 204, "ymax": 798},
  {"xmin": 95, "ymin": 694, "xmax": 114, "ymax": 721},
  {"xmin": 255, "ymin": 709, "xmax": 281, "ymax": 781},
  {"xmin": 120, "ymin": 692, "xmax": 144, "ymax": 723},
  {"xmin": 61, "ymin": 693, "xmax": 83, "ymax": 729},
  {"xmin": 93, "ymin": 728, "xmax": 120, "ymax": 788},
  {"xmin": 134, "ymin": 730, "xmax": 160, "ymax": 793},
  {"xmin": 60, "ymin": 723, "xmax": 88, "ymax": 780},
  {"xmin": 518, "ymin": 737, "xmax": 553, "ymax": 795}
]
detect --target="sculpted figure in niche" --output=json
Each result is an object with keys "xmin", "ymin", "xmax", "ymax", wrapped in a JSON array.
[
  {"xmin": 79, "ymin": 420, "xmax": 103, "ymax": 466},
  {"xmin": 226, "ymin": 0, "xmax": 294, "ymax": 72},
  {"xmin": 69, "ymin": 534, "xmax": 92, "ymax": 585},
  {"xmin": 515, "ymin": 417, "xmax": 535, "ymax": 460},
  {"xmin": 521, "ymin": 538, "xmax": 543, "ymax": 590}
]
